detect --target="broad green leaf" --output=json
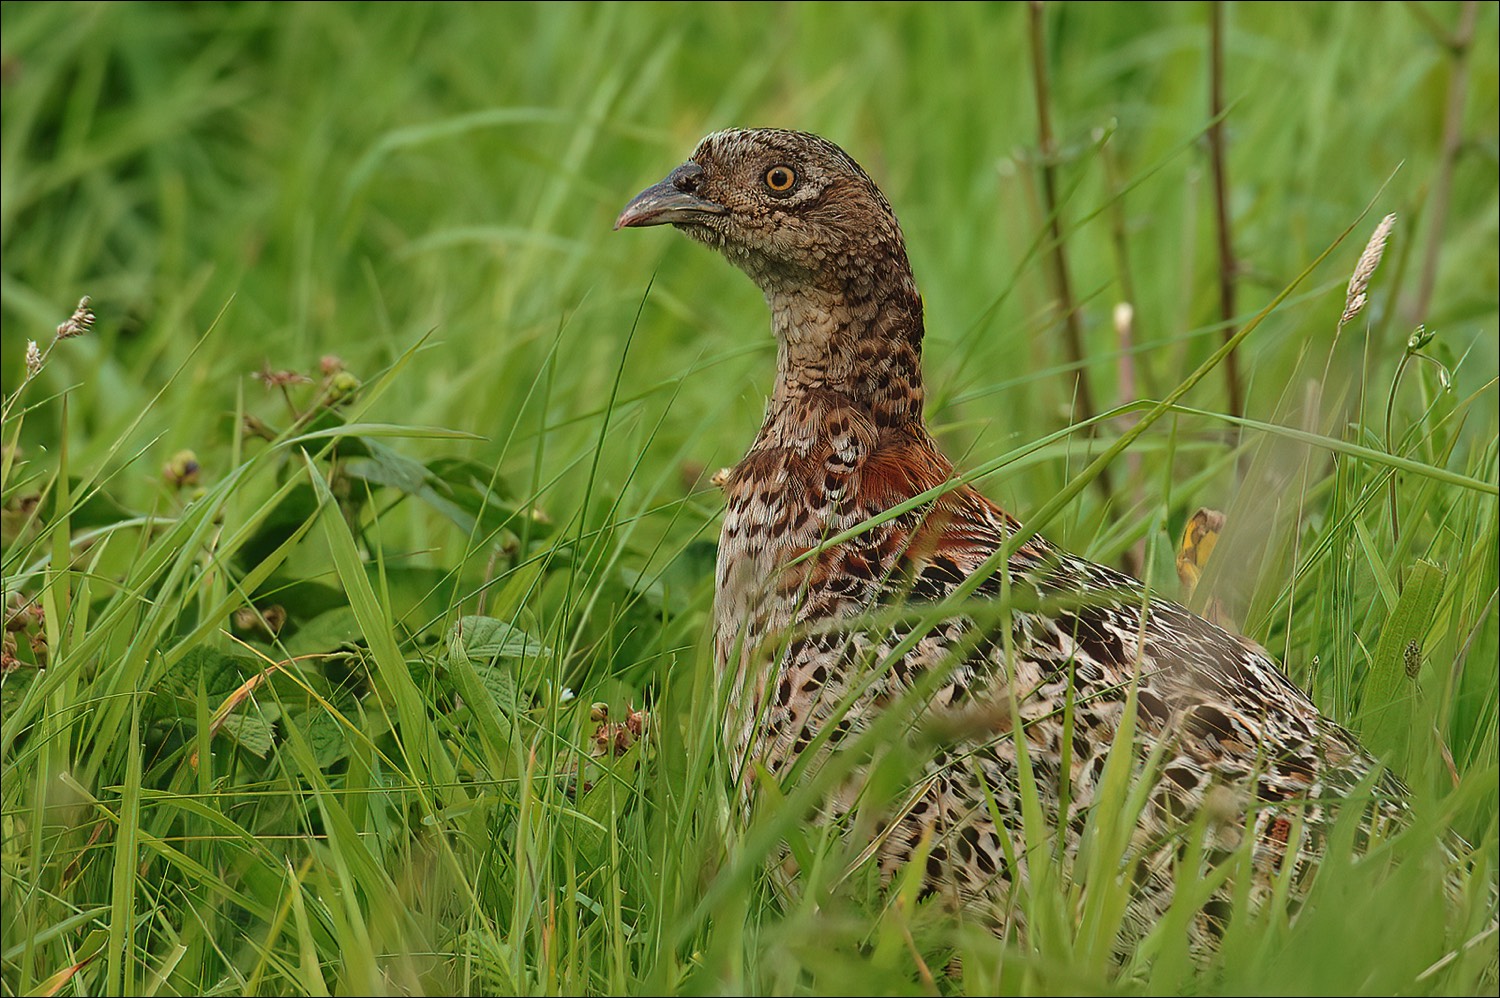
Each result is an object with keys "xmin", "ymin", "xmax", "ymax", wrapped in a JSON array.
[
  {"xmin": 282, "ymin": 606, "xmax": 362, "ymax": 658},
  {"xmin": 342, "ymin": 440, "xmax": 477, "ymax": 533},
  {"xmin": 221, "ymin": 706, "xmax": 277, "ymax": 758},
  {"xmin": 1358, "ymin": 559, "xmax": 1447, "ymax": 771},
  {"xmin": 303, "ymin": 705, "xmax": 353, "ymax": 768},
  {"xmin": 446, "ymin": 615, "xmax": 553, "ymax": 664}
]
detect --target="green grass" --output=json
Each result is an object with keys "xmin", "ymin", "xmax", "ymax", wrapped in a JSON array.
[{"xmin": 2, "ymin": 2, "xmax": 1497, "ymax": 994}]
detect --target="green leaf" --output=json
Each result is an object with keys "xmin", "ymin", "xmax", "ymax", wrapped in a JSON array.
[
  {"xmin": 342, "ymin": 440, "xmax": 477, "ymax": 533},
  {"xmin": 1357, "ymin": 559, "xmax": 1447, "ymax": 772},
  {"xmin": 154, "ymin": 646, "xmax": 259, "ymax": 712},
  {"xmin": 439, "ymin": 615, "xmax": 553, "ymax": 736},
  {"xmin": 302, "ymin": 704, "xmax": 352, "ymax": 767},
  {"xmin": 446, "ymin": 614, "xmax": 553, "ymax": 664},
  {"xmin": 221, "ymin": 704, "xmax": 278, "ymax": 758},
  {"xmin": 0, "ymin": 668, "xmax": 36, "ymax": 727},
  {"xmin": 425, "ymin": 457, "xmax": 512, "ymax": 500},
  {"xmin": 305, "ymin": 454, "xmax": 458, "ymax": 798},
  {"xmin": 287, "ymin": 422, "xmax": 481, "ymax": 444},
  {"xmin": 570, "ymin": 742, "xmax": 642, "ymax": 862},
  {"xmin": 440, "ymin": 616, "xmax": 519, "ymax": 773},
  {"xmin": 426, "ymin": 457, "xmax": 554, "ymax": 540},
  {"xmin": 282, "ymin": 606, "xmax": 362, "ymax": 658}
]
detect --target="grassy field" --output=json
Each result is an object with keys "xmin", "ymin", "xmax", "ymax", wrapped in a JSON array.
[{"xmin": 2, "ymin": 2, "xmax": 1497, "ymax": 994}]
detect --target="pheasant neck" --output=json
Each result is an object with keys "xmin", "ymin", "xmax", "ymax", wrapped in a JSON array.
[{"xmin": 763, "ymin": 256, "xmax": 926, "ymax": 431}]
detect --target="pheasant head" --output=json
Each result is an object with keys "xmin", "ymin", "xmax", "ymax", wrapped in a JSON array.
[{"xmin": 618, "ymin": 128, "xmax": 925, "ymax": 427}]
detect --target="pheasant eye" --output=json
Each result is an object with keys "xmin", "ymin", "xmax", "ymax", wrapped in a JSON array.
[{"xmin": 764, "ymin": 165, "xmax": 797, "ymax": 193}]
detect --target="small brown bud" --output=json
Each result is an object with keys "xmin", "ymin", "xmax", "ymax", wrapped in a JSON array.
[
  {"xmin": 163, "ymin": 450, "xmax": 201, "ymax": 488},
  {"xmin": 232, "ymin": 604, "xmax": 286, "ymax": 637},
  {"xmin": 260, "ymin": 605, "xmax": 287, "ymax": 635},
  {"xmin": 324, "ymin": 370, "xmax": 362, "ymax": 404}
]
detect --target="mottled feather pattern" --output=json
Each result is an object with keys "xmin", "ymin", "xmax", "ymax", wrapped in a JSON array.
[
  {"xmin": 619, "ymin": 128, "xmax": 1415, "ymax": 946},
  {"xmin": 716, "ymin": 428, "xmax": 1403, "ymax": 942}
]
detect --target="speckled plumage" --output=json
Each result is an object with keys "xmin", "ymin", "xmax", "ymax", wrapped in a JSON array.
[{"xmin": 618, "ymin": 128, "xmax": 1408, "ymax": 945}]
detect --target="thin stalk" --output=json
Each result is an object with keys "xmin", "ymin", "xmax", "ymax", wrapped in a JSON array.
[
  {"xmin": 1408, "ymin": 0, "xmax": 1480, "ymax": 324},
  {"xmin": 1208, "ymin": 1, "xmax": 1245, "ymax": 423},
  {"xmin": 1115, "ymin": 303, "xmax": 1145, "ymax": 577},
  {"xmin": 1383, "ymin": 326, "xmax": 1452, "ymax": 569},
  {"xmin": 1026, "ymin": 0, "xmax": 1115, "ymax": 509}
]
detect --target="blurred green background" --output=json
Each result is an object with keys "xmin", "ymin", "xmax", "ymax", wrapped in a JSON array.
[
  {"xmin": 2, "ymin": 3, "xmax": 1496, "ymax": 995},
  {"xmin": 4, "ymin": 1, "xmax": 1495, "ymax": 534}
]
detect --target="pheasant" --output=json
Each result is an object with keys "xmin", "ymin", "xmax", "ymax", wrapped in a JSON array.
[{"xmin": 616, "ymin": 128, "xmax": 1411, "ymax": 946}]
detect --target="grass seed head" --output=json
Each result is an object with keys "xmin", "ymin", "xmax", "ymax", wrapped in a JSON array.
[
  {"xmin": 1341, "ymin": 213, "xmax": 1396, "ymax": 326},
  {"xmin": 55, "ymin": 295, "xmax": 94, "ymax": 339}
]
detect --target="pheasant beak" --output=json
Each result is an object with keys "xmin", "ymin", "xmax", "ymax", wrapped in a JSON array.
[{"xmin": 615, "ymin": 163, "xmax": 728, "ymax": 230}]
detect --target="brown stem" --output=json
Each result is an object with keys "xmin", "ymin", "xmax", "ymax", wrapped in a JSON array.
[
  {"xmin": 1026, "ymin": 1, "xmax": 1115, "ymax": 507},
  {"xmin": 1409, "ymin": 0, "xmax": 1479, "ymax": 325},
  {"xmin": 1208, "ymin": 1, "xmax": 1245, "ymax": 424}
]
